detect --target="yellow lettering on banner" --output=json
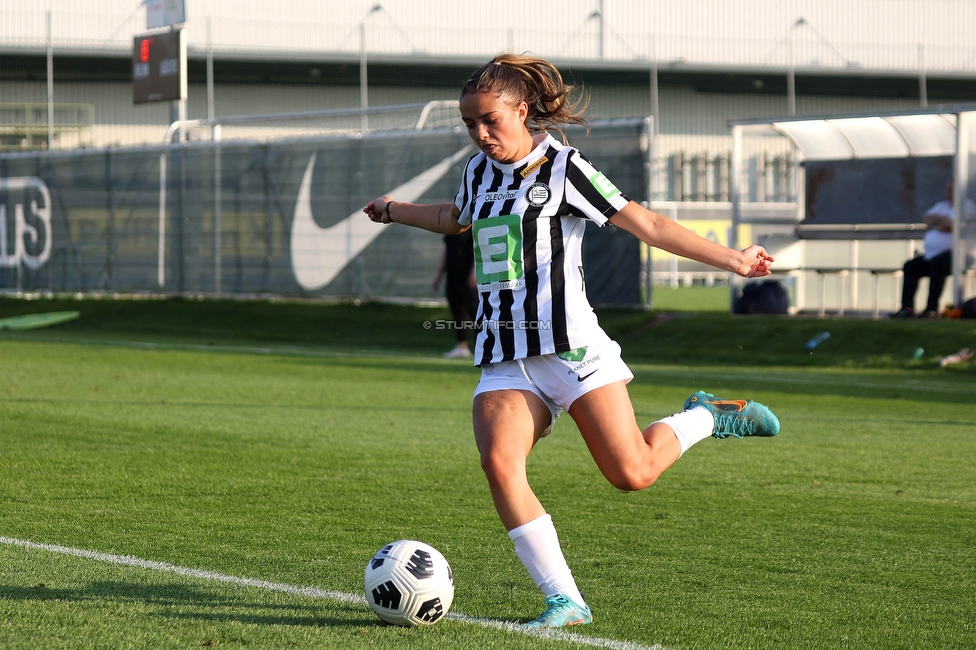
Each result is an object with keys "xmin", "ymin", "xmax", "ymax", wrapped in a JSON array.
[
  {"xmin": 655, "ymin": 221, "xmax": 752, "ymax": 257},
  {"xmin": 520, "ymin": 156, "xmax": 549, "ymax": 179}
]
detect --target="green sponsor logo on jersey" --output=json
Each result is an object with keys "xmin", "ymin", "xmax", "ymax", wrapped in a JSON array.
[
  {"xmin": 557, "ymin": 346, "xmax": 588, "ymax": 362},
  {"xmin": 589, "ymin": 172, "xmax": 620, "ymax": 200},
  {"xmin": 473, "ymin": 214, "xmax": 523, "ymax": 287}
]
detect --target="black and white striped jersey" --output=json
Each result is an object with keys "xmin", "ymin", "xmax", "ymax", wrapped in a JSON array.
[{"xmin": 453, "ymin": 133, "xmax": 632, "ymax": 366}]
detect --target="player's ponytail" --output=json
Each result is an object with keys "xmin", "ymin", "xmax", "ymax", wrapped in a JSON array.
[{"xmin": 461, "ymin": 53, "xmax": 589, "ymax": 142}]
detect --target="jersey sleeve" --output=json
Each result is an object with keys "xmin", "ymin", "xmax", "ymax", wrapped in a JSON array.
[
  {"xmin": 563, "ymin": 150, "xmax": 632, "ymax": 226},
  {"xmin": 453, "ymin": 155, "xmax": 478, "ymax": 227}
]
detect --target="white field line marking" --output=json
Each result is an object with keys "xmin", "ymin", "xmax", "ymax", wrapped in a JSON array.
[{"xmin": 0, "ymin": 536, "xmax": 668, "ymax": 650}]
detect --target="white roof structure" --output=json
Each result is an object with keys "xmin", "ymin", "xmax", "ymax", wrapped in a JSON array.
[{"xmin": 736, "ymin": 109, "xmax": 967, "ymax": 160}]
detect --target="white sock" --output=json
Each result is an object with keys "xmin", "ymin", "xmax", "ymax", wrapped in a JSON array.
[
  {"xmin": 655, "ymin": 406, "xmax": 714, "ymax": 456},
  {"xmin": 508, "ymin": 514, "xmax": 585, "ymax": 606}
]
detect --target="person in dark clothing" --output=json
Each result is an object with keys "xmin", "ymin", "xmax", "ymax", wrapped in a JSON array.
[
  {"xmin": 893, "ymin": 182, "xmax": 956, "ymax": 318},
  {"xmin": 433, "ymin": 229, "xmax": 478, "ymax": 358}
]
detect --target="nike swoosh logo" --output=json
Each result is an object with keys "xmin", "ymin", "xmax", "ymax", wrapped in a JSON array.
[
  {"xmin": 290, "ymin": 144, "xmax": 474, "ymax": 291},
  {"xmin": 577, "ymin": 369, "xmax": 599, "ymax": 382},
  {"xmin": 710, "ymin": 399, "xmax": 748, "ymax": 412}
]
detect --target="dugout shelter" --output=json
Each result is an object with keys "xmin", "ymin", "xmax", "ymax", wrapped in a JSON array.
[{"xmin": 729, "ymin": 105, "xmax": 976, "ymax": 316}]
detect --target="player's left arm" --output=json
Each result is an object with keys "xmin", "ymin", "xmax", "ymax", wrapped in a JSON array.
[{"xmin": 608, "ymin": 201, "xmax": 774, "ymax": 278}]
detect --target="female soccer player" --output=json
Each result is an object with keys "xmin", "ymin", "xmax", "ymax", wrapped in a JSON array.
[{"xmin": 364, "ymin": 53, "xmax": 780, "ymax": 629}]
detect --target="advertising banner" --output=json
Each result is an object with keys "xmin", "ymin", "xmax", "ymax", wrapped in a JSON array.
[{"xmin": 0, "ymin": 122, "xmax": 645, "ymax": 305}]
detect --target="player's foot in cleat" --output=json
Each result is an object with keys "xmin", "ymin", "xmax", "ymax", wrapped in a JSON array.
[
  {"xmin": 684, "ymin": 391, "xmax": 780, "ymax": 439},
  {"xmin": 523, "ymin": 594, "xmax": 592, "ymax": 629}
]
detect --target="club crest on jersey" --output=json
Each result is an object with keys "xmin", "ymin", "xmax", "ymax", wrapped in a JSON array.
[{"xmin": 525, "ymin": 182, "xmax": 551, "ymax": 207}]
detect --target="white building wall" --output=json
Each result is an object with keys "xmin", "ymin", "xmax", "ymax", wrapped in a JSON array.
[
  {"xmin": 3, "ymin": 0, "xmax": 975, "ymax": 204},
  {"xmin": 3, "ymin": 0, "xmax": 976, "ymax": 74},
  {"xmin": 2, "ymin": 74, "xmax": 940, "ymax": 151}
]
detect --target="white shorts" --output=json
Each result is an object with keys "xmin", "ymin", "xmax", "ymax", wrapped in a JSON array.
[{"xmin": 473, "ymin": 336, "xmax": 634, "ymax": 430}]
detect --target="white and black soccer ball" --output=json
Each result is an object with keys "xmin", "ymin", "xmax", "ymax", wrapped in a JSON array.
[{"xmin": 364, "ymin": 540, "xmax": 454, "ymax": 626}]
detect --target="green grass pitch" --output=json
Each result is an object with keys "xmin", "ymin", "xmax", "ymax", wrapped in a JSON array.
[{"xmin": 0, "ymin": 295, "xmax": 974, "ymax": 649}]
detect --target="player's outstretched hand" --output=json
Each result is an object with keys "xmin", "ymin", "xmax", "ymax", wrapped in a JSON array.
[
  {"xmin": 364, "ymin": 196, "xmax": 392, "ymax": 224},
  {"xmin": 739, "ymin": 245, "xmax": 774, "ymax": 278}
]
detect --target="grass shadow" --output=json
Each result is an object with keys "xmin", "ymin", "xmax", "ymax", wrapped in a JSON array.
[{"xmin": 0, "ymin": 580, "xmax": 373, "ymax": 628}]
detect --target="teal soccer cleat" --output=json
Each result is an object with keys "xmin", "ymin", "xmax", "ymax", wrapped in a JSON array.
[
  {"xmin": 523, "ymin": 594, "xmax": 592, "ymax": 629},
  {"xmin": 684, "ymin": 391, "xmax": 781, "ymax": 439}
]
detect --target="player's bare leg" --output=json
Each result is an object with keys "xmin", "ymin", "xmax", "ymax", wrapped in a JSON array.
[
  {"xmin": 473, "ymin": 388, "xmax": 589, "ymax": 623},
  {"xmin": 568, "ymin": 381, "xmax": 682, "ymax": 491},
  {"xmin": 472, "ymin": 388, "xmax": 550, "ymax": 530}
]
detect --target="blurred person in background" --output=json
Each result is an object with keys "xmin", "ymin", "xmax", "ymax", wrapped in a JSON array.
[
  {"xmin": 893, "ymin": 180, "xmax": 976, "ymax": 318},
  {"xmin": 433, "ymin": 229, "xmax": 479, "ymax": 358}
]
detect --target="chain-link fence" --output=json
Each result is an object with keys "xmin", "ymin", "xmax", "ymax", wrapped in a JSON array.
[{"xmin": 0, "ymin": 115, "xmax": 649, "ymax": 306}]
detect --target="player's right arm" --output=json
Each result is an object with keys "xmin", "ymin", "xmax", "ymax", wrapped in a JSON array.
[
  {"xmin": 609, "ymin": 201, "xmax": 774, "ymax": 278},
  {"xmin": 364, "ymin": 197, "xmax": 467, "ymax": 234}
]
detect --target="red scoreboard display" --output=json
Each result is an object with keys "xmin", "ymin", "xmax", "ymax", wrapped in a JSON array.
[{"xmin": 132, "ymin": 29, "xmax": 186, "ymax": 104}]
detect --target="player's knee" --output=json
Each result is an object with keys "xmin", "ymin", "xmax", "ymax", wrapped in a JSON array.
[
  {"xmin": 479, "ymin": 450, "xmax": 521, "ymax": 487},
  {"xmin": 606, "ymin": 465, "xmax": 659, "ymax": 492}
]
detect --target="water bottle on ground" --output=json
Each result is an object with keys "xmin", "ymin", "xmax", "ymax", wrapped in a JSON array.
[{"xmin": 805, "ymin": 332, "xmax": 830, "ymax": 350}]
